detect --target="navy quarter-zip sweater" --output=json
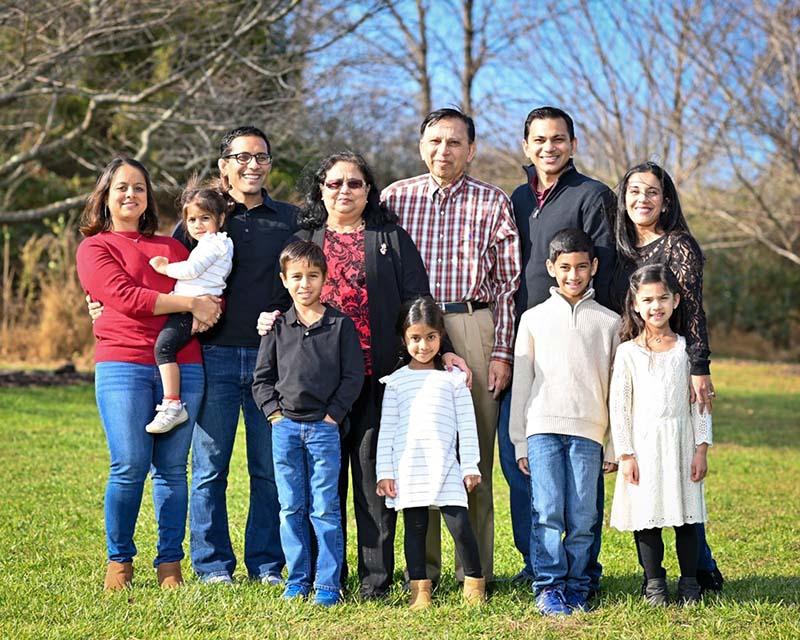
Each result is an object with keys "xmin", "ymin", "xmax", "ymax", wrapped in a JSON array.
[{"xmin": 510, "ymin": 161, "xmax": 616, "ymax": 315}]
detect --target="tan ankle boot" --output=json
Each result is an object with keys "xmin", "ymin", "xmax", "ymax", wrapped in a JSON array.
[
  {"xmin": 104, "ymin": 561, "xmax": 133, "ymax": 590},
  {"xmin": 157, "ymin": 561, "xmax": 183, "ymax": 589},
  {"xmin": 463, "ymin": 576, "xmax": 486, "ymax": 605},
  {"xmin": 409, "ymin": 579, "xmax": 432, "ymax": 610}
]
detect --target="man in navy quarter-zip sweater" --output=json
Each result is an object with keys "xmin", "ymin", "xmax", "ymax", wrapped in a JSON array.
[{"xmin": 499, "ymin": 106, "xmax": 616, "ymax": 596}]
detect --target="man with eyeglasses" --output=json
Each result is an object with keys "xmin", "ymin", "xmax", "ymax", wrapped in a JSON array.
[
  {"xmin": 382, "ymin": 108, "xmax": 521, "ymax": 585},
  {"xmin": 179, "ymin": 125, "xmax": 297, "ymax": 586}
]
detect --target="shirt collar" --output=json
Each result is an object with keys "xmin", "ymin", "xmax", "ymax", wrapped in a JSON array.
[
  {"xmin": 232, "ymin": 189, "xmax": 280, "ymax": 215},
  {"xmin": 426, "ymin": 173, "xmax": 467, "ymax": 201},
  {"xmin": 285, "ymin": 304, "xmax": 334, "ymax": 330}
]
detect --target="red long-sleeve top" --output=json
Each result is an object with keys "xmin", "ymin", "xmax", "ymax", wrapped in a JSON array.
[{"xmin": 76, "ymin": 231, "xmax": 202, "ymax": 365}]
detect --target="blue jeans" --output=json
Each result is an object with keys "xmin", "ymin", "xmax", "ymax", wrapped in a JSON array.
[
  {"xmin": 497, "ymin": 390, "xmax": 533, "ymax": 577},
  {"xmin": 697, "ymin": 523, "xmax": 718, "ymax": 572},
  {"xmin": 528, "ymin": 434, "xmax": 602, "ymax": 597},
  {"xmin": 272, "ymin": 418, "xmax": 343, "ymax": 593},
  {"xmin": 189, "ymin": 345, "xmax": 283, "ymax": 580},
  {"xmin": 95, "ymin": 361, "xmax": 203, "ymax": 566}
]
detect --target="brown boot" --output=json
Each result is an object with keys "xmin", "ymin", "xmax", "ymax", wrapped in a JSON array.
[
  {"xmin": 104, "ymin": 561, "xmax": 133, "ymax": 590},
  {"xmin": 409, "ymin": 579, "xmax": 432, "ymax": 610},
  {"xmin": 463, "ymin": 576, "xmax": 486, "ymax": 605},
  {"xmin": 157, "ymin": 561, "xmax": 183, "ymax": 589}
]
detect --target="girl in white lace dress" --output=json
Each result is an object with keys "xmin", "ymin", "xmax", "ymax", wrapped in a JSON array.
[{"xmin": 610, "ymin": 264, "xmax": 712, "ymax": 606}]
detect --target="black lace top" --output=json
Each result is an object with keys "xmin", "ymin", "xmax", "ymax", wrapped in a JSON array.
[{"xmin": 615, "ymin": 232, "xmax": 711, "ymax": 375}]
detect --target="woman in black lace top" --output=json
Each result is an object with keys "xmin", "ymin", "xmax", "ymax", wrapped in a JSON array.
[
  {"xmin": 611, "ymin": 161, "xmax": 724, "ymax": 594},
  {"xmin": 613, "ymin": 162, "xmax": 714, "ymax": 408}
]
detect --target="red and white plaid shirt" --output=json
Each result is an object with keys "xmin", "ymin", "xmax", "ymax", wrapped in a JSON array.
[{"xmin": 382, "ymin": 173, "xmax": 521, "ymax": 363}]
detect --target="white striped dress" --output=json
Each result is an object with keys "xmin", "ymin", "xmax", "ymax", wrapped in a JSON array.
[{"xmin": 376, "ymin": 366, "xmax": 480, "ymax": 510}]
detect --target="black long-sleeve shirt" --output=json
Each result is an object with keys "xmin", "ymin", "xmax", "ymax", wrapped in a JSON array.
[{"xmin": 251, "ymin": 304, "xmax": 364, "ymax": 423}]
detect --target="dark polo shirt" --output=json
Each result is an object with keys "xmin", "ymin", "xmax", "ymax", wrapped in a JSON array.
[{"xmin": 251, "ymin": 304, "xmax": 364, "ymax": 424}]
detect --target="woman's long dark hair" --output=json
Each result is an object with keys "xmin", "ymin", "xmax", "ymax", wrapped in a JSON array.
[
  {"xmin": 297, "ymin": 151, "xmax": 398, "ymax": 229},
  {"xmin": 394, "ymin": 295, "xmax": 446, "ymax": 370},
  {"xmin": 79, "ymin": 156, "xmax": 159, "ymax": 237},
  {"xmin": 619, "ymin": 264, "xmax": 685, "ymax": 342},
  {"xmin": 614, "ymin": 161, "xmax": 690, "ymax": 262}
]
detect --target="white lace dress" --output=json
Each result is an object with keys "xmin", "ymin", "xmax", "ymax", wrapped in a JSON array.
[{"xmin": 609, "ymin": 337, "xmax": 712, "ymax": 531}]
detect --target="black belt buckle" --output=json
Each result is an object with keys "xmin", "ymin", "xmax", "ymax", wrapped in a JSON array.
[{"xmin": 438, "ymin": 301, "xmax": 489, "ymax": 314}]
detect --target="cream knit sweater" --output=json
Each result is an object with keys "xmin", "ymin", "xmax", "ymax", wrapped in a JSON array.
[{"xmin": 509, "ymin": 287, "xmax": 621, "ymax": 462}]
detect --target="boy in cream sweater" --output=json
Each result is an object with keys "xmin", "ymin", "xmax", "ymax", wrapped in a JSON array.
[{"xmin": 510, "ymin": 228, "xmax": 620, "ymax": 616}]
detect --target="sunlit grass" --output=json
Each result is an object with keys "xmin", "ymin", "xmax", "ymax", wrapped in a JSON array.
[{"xmin": 0, "ymin": 359, "xmax": 798, "ymax": 638}]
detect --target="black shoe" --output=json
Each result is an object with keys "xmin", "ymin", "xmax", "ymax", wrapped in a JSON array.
[
  {"xmin": 678, "ymin": 576, "xmax": 702, "ymax": 606},
  {"xmin": 643, "ymin": 577, "xmax": 669, "ymax": 607},
  {"xmin": 697, "ymin": 567, "xmax": 724, "ymax": 594}
]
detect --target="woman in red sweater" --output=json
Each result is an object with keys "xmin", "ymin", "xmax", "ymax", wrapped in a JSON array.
[{"xmin": 77, "ymin": 157, "xmax": 220, "ymax": 590}]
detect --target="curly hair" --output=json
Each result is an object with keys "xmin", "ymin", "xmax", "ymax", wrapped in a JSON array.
[{"xmin": 297, "ymin": 151, "xmax": 398, "ymax": 230}]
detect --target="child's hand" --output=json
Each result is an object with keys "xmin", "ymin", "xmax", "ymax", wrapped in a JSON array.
[
  {"xmin": 85, "ymin": 295, "xmax": 103, "ymax": 323},
  {"xmin": 149, "ymin": 256, "xmax": 170, "ymax": 273},
  {"xmin": 376, "ymin": 479, "xmax": 396, "ymax": 498},
  {"xmin": 517, "ymin": 457, "xmax": 530, "ymax": 476},
  {"xmin": 603, "ymin": 461, "xmax": 618, "ymax": 474},
  {"xmin": 691, "ymin": 444, "xmax": 708, "ymax": 482},
  {"xmin": 257, "ymin": 310, "xmax": 281, "ymax": 336},
  {"xmin": 464, "ymin": 474, "xmax": 482, "ymax": 492},
  {"xmin": 620, "ymin": 455, "xmax": 639, "ymax": 485}
]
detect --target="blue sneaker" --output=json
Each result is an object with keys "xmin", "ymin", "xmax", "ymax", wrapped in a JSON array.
[
  {"xmin": 563, "ymin": 587, "xmax": 590, "ymax": 612},
  {"xmin": 313, "ymin": 589, "xmax": 341, "ymax": 607},
  {"xmin": 282, "ymin": 584, "xmax": 309, "ymax": 600},
  {"xmin": 535, "ymin": 587, "xmax": 571, "ymax": 616}
]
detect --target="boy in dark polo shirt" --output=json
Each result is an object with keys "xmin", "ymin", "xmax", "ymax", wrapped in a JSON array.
[{"xmin": 252, "ymin": 240, "xmax": 363, "ymax": 606}]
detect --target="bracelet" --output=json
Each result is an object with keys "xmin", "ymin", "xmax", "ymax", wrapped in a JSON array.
[{"xmin": 268, "ymin": 413, "xmax": 284, "ymax": 423}]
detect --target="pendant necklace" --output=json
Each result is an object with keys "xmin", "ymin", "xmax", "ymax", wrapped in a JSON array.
[{"xmin": 110, "ymin": 231, "xmax": 143, "ymax": 243}]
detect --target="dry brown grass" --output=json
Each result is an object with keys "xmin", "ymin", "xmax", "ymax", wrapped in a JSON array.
[{"xmin": 1, "ymin": 222, "xmax": 94, "ymax": 367}]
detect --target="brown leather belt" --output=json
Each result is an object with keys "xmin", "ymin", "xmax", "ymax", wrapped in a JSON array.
[{"xmin": 437, "ymin": 301, "xmax": 490, "ymax": 314}]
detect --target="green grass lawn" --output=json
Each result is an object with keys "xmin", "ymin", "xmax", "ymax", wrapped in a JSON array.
[{"xmin": 1, "ymin": 359, "xmax": 798, "ymax": 639}]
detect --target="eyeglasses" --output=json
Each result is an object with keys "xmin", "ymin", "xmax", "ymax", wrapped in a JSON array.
[
  {"xmin": 323, "ymin": 179, "xmax": 367, "ymax": 191},
  {"xmin": 221, "ymin": 152, "xmax": 272, "ymax": 165}
]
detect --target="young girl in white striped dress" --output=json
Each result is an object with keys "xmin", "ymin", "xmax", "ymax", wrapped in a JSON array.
[
  {"xmin": 145, "ymin": 182, "xmax": 233, "ymax": 434},
  {"xmin": 376, "ymin": 296, "xmax": 485, "ymax": 609}
]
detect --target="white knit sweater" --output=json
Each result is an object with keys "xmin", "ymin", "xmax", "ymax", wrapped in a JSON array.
[
  {"xmin": 509, "ymin": 287, "xmax": 621, "ymax": 462},
  {"xmin": 168, "ymin": 231, "xmax": 233, "ymax": 297}
]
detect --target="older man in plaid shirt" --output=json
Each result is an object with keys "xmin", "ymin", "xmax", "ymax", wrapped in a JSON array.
[{"xmin": 382, "ymin": 108, "xmax": 521, "ymax": 583}]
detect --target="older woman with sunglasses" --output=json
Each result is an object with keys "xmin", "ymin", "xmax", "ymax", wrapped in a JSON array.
[{"xmin": 257, "ymin": 151, "xmax": 468, "ymax": 599}]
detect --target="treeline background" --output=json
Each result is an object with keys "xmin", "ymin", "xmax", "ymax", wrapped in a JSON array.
[{"xmin": 1, "ymin": 0, "xmax": 798, "ymax": 365}]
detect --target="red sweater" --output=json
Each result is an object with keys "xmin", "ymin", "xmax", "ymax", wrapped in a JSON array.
[{"xmin": 76, "ymin": 231, "xmax": 202, "ymax": 365}]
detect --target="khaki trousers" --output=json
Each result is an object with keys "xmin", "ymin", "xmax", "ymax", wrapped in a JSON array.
[{"xmin": 422, "ymin": 308, "xmax": 498, "ymax": 582}]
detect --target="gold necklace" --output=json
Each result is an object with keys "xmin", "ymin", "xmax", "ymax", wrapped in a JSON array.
[
  {"xmin": 326, "ymin": 218, "xmax": 365, "ymax": 234},
  {"xmin": 110, "ymin": 230, "xmax": 143, "ymax": 243}
]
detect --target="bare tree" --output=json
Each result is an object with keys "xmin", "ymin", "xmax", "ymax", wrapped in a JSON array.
[{"xmin": 0, "ymin": 0, "xmax": 383, "ymax": 223}]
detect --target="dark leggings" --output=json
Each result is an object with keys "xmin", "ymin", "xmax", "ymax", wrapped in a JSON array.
[
  {"xmin": 154, "ymin": 312, "xmax": 193, "ymax": 365},
  {"xmin": 403, "ymin": 506, "xmax": 482, "ymax": 580},
  {"xmin": 634, "ymin": 524, "xmax": 698, "ymax": 579}
]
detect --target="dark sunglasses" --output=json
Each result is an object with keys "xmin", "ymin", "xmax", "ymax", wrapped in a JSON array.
[{"xmin": 323, "ymin": 179, "xmax": 367, "ymax": 191}]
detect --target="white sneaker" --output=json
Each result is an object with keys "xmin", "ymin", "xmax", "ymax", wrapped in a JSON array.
[{"xmin": 145, "ymin": 400, "xmax": 188, "ymax": 434}]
